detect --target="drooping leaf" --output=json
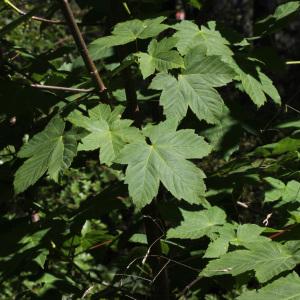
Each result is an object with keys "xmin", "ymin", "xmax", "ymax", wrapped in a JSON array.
[
  {"xmin": 239, "ymin": 71, "xmax": 267, "ymax": 107},
  {"xmin": 14, "ymin": 118, "xmax": 78, "ymax": 194},
  {"xmin": 258, "ymin": 71, "xmax": 281, "ymax": 105},
  {"xmin": 117, "ymin": 120, "xmax": 212, "ymax": 208},
  {"xmin": 137, "ymin": 37, "xmax": 184, "ymax": 78},
  {"xmin": 202, "ymin": 241, "xmax": 300, "ymax": 283},
  {"xmin": 226, "ymin": 58, "xmax": 280, "ymax": 107},
  {"xmin": 167, "ymin": 206, "xmax": 226, "ymax": 239},
  {"xmin": 238, "ymin": 272, "xmax": 300, "ymax": 300},
  {"xmin": 68, "ymin": 104, "xmax": 142, "ymax": 166}
]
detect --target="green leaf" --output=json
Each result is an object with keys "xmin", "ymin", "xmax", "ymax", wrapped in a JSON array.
[
  {"xmin": 68, "ymin": 104, "xmax": 141, "ymax": 166},
  {"xmin": 283, "ymin": 180, "xmax": 300, "ymax": 203},
  {"xmin": 264, "ymin": 177, "xmax": 286, "ymax": 203},
  {"xmin": 255, "ymin": 137, "xmax": 300, "ymax": 156},
  {"xmin": 112, "ymin": 16, "xmax": 168, "ymax": 40},
  {"xmin": 117, "ymin": 120, "xmax": 212, "ymax": 208},
  {"xmin": 233, "ymin": 224, "xmax": 269, "ymax": 246},
  {"xmin": 89, "ymin": 17, "xmax": 168, "ymax": 59},
  {"xmin": 186, "ymin": 0, "xmax": 202, "ymax": 10},
  {"xmin": 14, "ymin": 118, "xmax": 77, "ymax": 194},
  {"xmin": 150, "ymin": 47, "xmax": 234, "ymax": 124},
  {"xmin": 258, "ymin": 71, "xmax": 281, "ymax": 105},
  {"xmin": 183, "ymin": 46, "xmax": 236, "ymax": 87},
  {"xmin": 137, "ymin": 37, "xmax": 184, "ymax": 78},
  {"xmin": 173, "ymin": 21, "xmax": 233, "ymax": 57},
  {"xmin": 238, "ymin": 272, "xmax": 300, "ymax": 300},
  {"xmin": 202, "ymin": 241, "xmax": 300, "ymax": 283},
  {"xmin": 33, "ymin": 249, "xmax": 49, "ymax": 269},
  {"xmin": 255, "ymin": 1, "xmax": 300, "ymax": 35},
  {"xmin": 264, "ymin": 178, "xmax": 300, "ymax": 205},
  {"xmin": 129, "ymin": 233, "xmax": 148, "ymax": 244},
  {"xmin": 204, "ymin": 224, "xmax": 235, "ymax": 258},
  {"xmin": 167, "ymin": 206, "xmax": 226, "ymax": 239},
  {"xmin": 204, "ymin": 224, "xmax": 268, "ymax": 258},
  {"xmin": 205, "ymin": 237, "xmax": 231, "ymax": 258},
  {"xmin": 239, "ymin": 71, "xmax": 267, "ymax": 107}
]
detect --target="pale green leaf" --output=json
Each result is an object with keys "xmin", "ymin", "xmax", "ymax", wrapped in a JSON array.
[
  {"xmin": 137, "ymin": 37, "xmax": 184, "ymax": 78},
  {"xmin": 238, "ymin": 272, "xmax": 300, "ymax": 300},
  {"xmin": 118, "ymin": 121, "xmax": 212, "ymax": 208},
  {"xmin": 14, "ymin": 118, "xmax": 77, "ymax": 194},
  {"xmin": 68, "ymin": 104, "xmax": 141, "ymax": 166},
  {"xmin": 202, "ymin": 241, "xmax": 300, "ymax": 283},
  {"xmin": 167, "ymin": 206, "xmax": 226, "ymax": 239}
]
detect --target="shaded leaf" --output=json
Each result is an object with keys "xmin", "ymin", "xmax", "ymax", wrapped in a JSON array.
[
  {"xmin": 238, "ymin": 272, "xmax": 300, "ymax": 300},
  {"xmin": 167, "ymin": 206, "xmax": 226, "ymax": 239},
  {"xmin": 202, "ymin": 241, "xmax": 300, "ymax": 283},
  {"xmin": 14, "ymin": 118, "xmax": 77, "ymax": 194}
]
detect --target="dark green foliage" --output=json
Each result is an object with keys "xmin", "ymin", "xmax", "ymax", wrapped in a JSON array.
[{"xmin": 1, "ymin": 0, "xmax": 300, "ymax": 299}]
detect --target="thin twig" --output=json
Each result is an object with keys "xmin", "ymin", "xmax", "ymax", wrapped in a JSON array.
[
  {"xmin": 59, "ymin": 0, "xmax": 107, "ymax": 95},
  {"xmin": 152, "ymin": 259, "xmax": 171, "ymax": 283},
  {"xmin": 4, "ymin": 0, "xmax": 64, "ymax": 24},
  {"xmin": 30, "ymin": 83, "xmax": 94, "ymax": 93},
  {"xmin": 286, "ymin": 61, "xmax": 300, "ymax": 65},
  {"xmin": 178, "ymin": 277, "xmax": 202, "ymax": 299}
]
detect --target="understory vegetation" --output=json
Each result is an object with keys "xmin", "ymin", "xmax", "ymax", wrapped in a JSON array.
[{"xmin": 1, "ymin": 0, "xmax": 300, "ymax": 299}]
